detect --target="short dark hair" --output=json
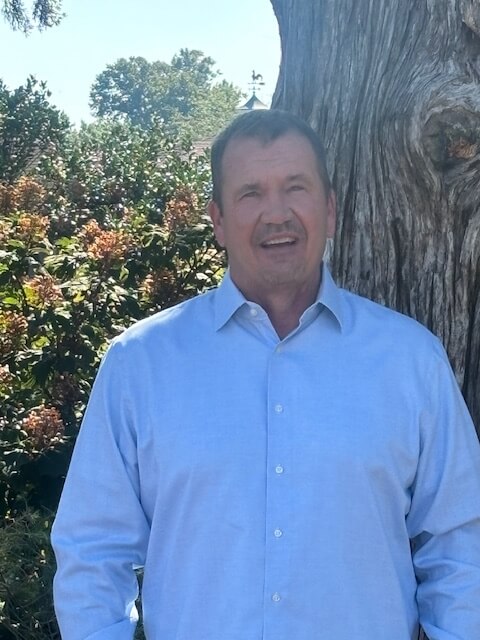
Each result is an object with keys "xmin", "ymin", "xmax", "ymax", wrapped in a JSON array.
[{"xmin": 210, "ymin": 109, "xmax": 332, "ymax": 206}]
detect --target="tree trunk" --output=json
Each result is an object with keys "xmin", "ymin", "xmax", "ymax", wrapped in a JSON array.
[{"xmin": 270, "ymin": 0, "xmax": 480, "ymax": 437}]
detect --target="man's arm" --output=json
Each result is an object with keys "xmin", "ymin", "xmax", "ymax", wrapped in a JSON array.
[
  {"xmin": 407, "ymin": 344, "xmax": 480, "ymax": 639},
  {"xmin": 51, "ymin": 340, "xmax": 150, "ymax": 640}
]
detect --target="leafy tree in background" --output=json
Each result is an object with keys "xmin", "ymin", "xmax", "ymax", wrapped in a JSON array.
[
  {"xmin": 89, "ymin": 49, "xmax": 242, "ymax": 139},
  {"xmin": 1, "ymin": 0, "xmax": 63, "ymax": 32},
  {"xmin": 0, "ymin": 76, "xmax": 70, "ymax": 183}
]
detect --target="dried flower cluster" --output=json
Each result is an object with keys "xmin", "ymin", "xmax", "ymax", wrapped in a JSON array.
[
  {"xmin": 140, "ymin": 268, "xmax": 178, "ymax": 304},
  {"xmin": 51, "ymin": 372, "xmax": 79, "ymax": 405},
  {"xmin": 22, "ymin": 405, "xmax": 64, "ymax": 450},
  {"xmin": 78, "ymin": 219, "xmax": 102, "ymax": 246},
  {"xmin": 0, "ymin": 219, "xmax": 13, "ymax": 245},
  {"xmin": 0, "ymin": 178, "xmax": 47, "ymax": 215},
  {"xmin": 24, "ymin": 274, "xmax": 63, "ymax": 308},
  {"xmin": 79, "ymin": 219, "xmax": 131, "ymax": 266},
  {"xmin": 88, "ymin": 229, "xmax": 131, "ymax": 264},
  {"xmin": 0, "ymin": 311, "xmax": 28, "ymax": 358},
  {"xmin": 13, "ymin": 176, "xmax": 47, "ymax": 213},
  {"xmin": 16, "ymin": 213, "xmax": 50, "ymax": 243},
  {"xmin": 163, "ymin": 187, "xmax": 200, "ymax": 232}
]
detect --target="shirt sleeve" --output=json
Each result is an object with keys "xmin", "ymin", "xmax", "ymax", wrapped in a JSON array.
[
  {"xmin": 406, "ymin": 341, "xmax": 480, "ymax": 640},
  {"xmin": 51, "ymin": 338, "xmax": 150, "ymax": 640}
]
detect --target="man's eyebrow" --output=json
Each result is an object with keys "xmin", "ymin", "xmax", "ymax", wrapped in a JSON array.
[
  {"xmin": 285, "ymin": 173, "xmax": 311, "ymax": 183},
  {"xmin": 235, "ymin": 182, "xmax": 261, "ymax": 194}
]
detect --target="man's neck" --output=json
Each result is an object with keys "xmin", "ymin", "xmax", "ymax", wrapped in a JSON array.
[{"xmin": 240, "ymin": 274, "xmax": 322, "ymax": 340}]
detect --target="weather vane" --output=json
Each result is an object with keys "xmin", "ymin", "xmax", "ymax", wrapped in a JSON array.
[{"xmin": 249, "ymin": 70, "xmax": 265, "ymax": 96}]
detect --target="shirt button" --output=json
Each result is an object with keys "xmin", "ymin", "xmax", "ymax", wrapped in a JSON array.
[
  {"xmin": 276, "ymin": 344, "xmax": 283, "ymax": 353},
  {"xmin": 275, "ymin": 465, "xmax": 284, "ymax": 474},
  {"xmin": 274, "ymin": 528, "xmax": 283, "ymax": 538},
  {"xmin": 250, "ymin": 308, "xmax": 258, "ymax": 317},
  {"xmin": 274, "ymin": 404, "xmax": 283, "ymax": 413},
  {"xmin": 272, "ymin": 592, "xmax": 281, "ymax": 602}
]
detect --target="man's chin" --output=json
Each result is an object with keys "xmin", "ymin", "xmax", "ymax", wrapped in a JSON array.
[{"xmin": 260, "ymin": 269, "xmax": 303, "ymax": 289}]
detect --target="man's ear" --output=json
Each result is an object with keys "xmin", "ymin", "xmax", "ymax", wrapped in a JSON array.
[
  {"xmin": 208, "ymin": 200, "xmax": 226, "ymax": 248},
  {"xmin": 326, "ymin": 190, "xmax": 336, "ymax": 239}
]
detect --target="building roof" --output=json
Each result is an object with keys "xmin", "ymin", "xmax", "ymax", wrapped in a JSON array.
[{"xmin": 237, "ymin": 93, "xmax": 269, "ymax": 111}]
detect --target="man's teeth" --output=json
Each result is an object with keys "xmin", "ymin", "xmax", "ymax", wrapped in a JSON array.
[{"xmin": 263, "ymin": 238, "xmax": 295, "ymax": 246}]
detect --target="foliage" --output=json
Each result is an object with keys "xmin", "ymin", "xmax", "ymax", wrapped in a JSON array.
[
  {"xmin": 0, "ymin": 510, "xmax": 147, "ymax": 640},
  {"xmin": 0, "ymin": 510, "xmax": 145, "ymax": 640},
  {"xmin": 0, "ymin": 120, "xmax": 223, "ymax": 520},
  {"xmin": 1, "ymin": 0, "xmax": 63, "ymax": 32},
  {"xmin": 0, "ymin": 119, "xmax": 223, "ymax": 638},
  {"xmin": 0, "ymin": 77, "xmax": 70, "ymax": 183},
  {"xmin": 0, "ymin": 510, "xmax": 58, "ymax": 639},
  {"xmin": 89, "ymin": 49, "xmax": 242, "ymax": 139}
]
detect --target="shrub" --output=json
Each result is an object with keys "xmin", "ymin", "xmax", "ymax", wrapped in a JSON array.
[
  {"xmin": 0, "ymin": 121, "xmax": 223, "ymax": 638},
  {"xmin": 0, "ymin": 510, "xmax": 58, "ymax": 639}
]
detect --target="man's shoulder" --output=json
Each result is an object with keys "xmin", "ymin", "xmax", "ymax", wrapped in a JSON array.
[
  {"xmin": 339, "ymin": 285, "xmax": 444, "ymax": 353},
  {"xmin": 114, "ymin": 287, "xmax": 217, "ymax": 347}
]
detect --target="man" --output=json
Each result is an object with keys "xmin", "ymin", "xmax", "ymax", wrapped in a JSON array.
[{"xmin": 52, "ymin": 110, "xmax": 480, "ymax": 640}]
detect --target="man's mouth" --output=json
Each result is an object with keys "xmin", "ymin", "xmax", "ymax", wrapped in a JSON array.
[{"xmin": 260, "ymin": 236, "xmax": 297, "ymax": 247}]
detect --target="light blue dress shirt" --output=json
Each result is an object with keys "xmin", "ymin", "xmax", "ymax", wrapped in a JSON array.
[{"xmin": 52, "ymin": 266, "xmax": 480, "ymax": 640}]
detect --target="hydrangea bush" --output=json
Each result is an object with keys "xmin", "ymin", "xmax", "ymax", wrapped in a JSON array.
[{"xmin": 0, "ymin": 121, "xmax": 223, "ymax": 638}]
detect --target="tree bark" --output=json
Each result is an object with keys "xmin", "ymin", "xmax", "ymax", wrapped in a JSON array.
[{"xmin": 270, "ymin": 0, "xmax": 480, "ymax": 436}]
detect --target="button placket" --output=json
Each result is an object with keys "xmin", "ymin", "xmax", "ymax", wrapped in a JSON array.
[{"xmin": 264, "ymin": 344, "xmax": 292, "ymax": 630}]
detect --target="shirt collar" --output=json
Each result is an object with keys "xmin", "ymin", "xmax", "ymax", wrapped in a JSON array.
[
  {"xmin": 213, "ymin": 269, "xmax": 248, "ymax": 331},
  {"xmin": 213, "ymin": 264, "xmax": 344, "ymax": 332},
  {"xmin": 318, "ymin": 264, "xmax": 344, "ymax": 330}
]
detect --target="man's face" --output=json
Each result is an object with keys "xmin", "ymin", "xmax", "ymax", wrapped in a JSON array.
[{"xmin": 208, "ymin": 132, "xmax": 336, "ymax": 302}]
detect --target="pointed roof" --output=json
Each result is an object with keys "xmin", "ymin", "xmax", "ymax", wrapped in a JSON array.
[{"xmin": 237, "ymin": 92, "xmax": 269, "ymax": 111}]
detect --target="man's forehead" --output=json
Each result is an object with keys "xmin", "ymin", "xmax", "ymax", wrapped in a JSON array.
[
  {"xmin": 224, "ymin": 131, "xmax": 313, "ymax": 154},
  {"xmin": 221, "ymin": 132, "xmax": 317, "ymax": 171}
]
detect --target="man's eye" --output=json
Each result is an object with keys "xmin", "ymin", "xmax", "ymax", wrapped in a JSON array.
[
  {"xmin": 241, "ymin": 191, "xmax": 258, "ymax": 199},
  {"xmin": 288, "ymin": 184, "xmax": 305, "ymax": 192}
]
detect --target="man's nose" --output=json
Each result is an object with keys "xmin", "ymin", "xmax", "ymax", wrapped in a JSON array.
[{"xmin": 260, "ymin": 192, "xmax": 292, "ymax": 225}]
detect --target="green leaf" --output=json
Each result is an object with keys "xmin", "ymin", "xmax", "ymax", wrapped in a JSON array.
[
  {"xmin": 119, "ymin": 265, "xmax": 129, "ymax": 282},
  {"xmin": 1, "ymin": 296, "xmax": 21, "ymax": 307},
  {"xmin": 6, "ymin": 239, "xmax": 26, "ymax": 249}
]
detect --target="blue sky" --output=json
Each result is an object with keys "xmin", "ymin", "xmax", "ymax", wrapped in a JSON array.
[{"xmin": 0, "ymin": 0, "xmax": 281, "ymax": 125}]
